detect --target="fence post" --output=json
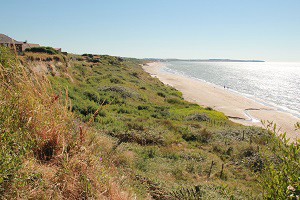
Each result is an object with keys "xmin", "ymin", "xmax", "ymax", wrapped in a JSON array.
[
  {"xmin": 208, "ymin": 161, "xmax": 214, "ymax": 178},
  {"xmin": 242, "ymin": 130, "xmax": 245, "ymax": 141},
  {"xmin": 220, "ymin": 163, "xmax": 224, "ymax": 178}
]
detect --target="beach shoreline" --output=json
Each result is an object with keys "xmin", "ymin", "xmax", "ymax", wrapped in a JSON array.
[{"xmin": 143, "ymin": 62, "xmax": 300, "ymax": 141}]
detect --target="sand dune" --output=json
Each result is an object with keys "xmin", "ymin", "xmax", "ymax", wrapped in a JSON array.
[{"xmin": 143, "ymin": 62, "xmax": 300, "ymax": 141}]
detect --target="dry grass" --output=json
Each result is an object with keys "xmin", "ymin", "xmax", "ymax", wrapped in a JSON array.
[
  {"xmin": 0, "ymin": 61, "xmax": 71, "ymax": 160},
  {"xmin": 0, "ymin": 47, "xmax": 133, "ymax": 199}
]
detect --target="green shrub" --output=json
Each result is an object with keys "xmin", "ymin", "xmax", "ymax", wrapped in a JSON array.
[
  {"xmin": 185, "ymin": 114, "xmax": 210, "ymax": 122},
  {"xmin": 166, "ymin": 97, "xmax": 183, "ymax": 104},
  {"xmin": 101, "ymin": 86, "xmax": 134, "ymax": 99},
  {"xmin": 162, "ymin": 152, "xmax": 180, "ymax": 160},
  {"xmin": 171, "ymin": 167, "xmax": 187, "ymax": 181},
  {"xmin": 140, "ymin": 147, "xmax": 158, "ymax": 159},
  {"xmin": 182, "ymin": 128, "xmax": 212, "ymax": 143},
  {"xmin": 72, "ymin": 99, "xmax": 98, "ymax": 116},
  {"xmin": 130, "ymin": 72, "xmax": 139, "ymax": 78},
  {"xmin": 83, "ymin": 89, "xmax": 100, "ymax": 102},
  {"xmin": 170, "ymin": 91, "xmax": 182, "ymax": 97},
  {"xmin": 127, "ymin": 122, "xmax": 145, "ymax": 131},
  {"xmin": 259, "ymin": 123, "xmax": 300, "ymax": 199},
  {"xmin": 157, "ymin": 92, "xmax": 166, "ymax": 98},
  {"xmin": 110, "ymin": 78, "xmax": 122, "ymax": 84},
  {"xmin": 118, "ymin": 107, "xmax": 131, "ymax": 114},
  {"xmin": 0, "ymin": 47, "xmax": 16, "ymax": 68},
  {"xmin": 137, "ymin": 105, "xmax": 149, "ymax": 110},
  {"xmin": 205, "ymin": 107, "xmax": 214, "ymax": 111},
  {"xmin": 25, "ymin": 46, "xmax": 59, "ymax": 55}
]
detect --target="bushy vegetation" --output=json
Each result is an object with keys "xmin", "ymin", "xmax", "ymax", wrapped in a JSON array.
[
  {"xmin": 19, "ymin": 52, "xmax": 66, "ymax": 63},
  {"xmin": 48, "ymin": 53, "xmax": 274, "ymax": 199},
  {"xmin": 259, "ymin": 122, "xmax": 300, "ymax": 199},
  {"xmin": 25, "ymin": 46, "xmax": 60, "ymax": 55},
  {"xmin": 1, "ymin": 46, "xmax": 299, "ymax": 199}
]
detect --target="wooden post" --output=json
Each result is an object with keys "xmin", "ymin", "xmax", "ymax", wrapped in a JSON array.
[
  {"xmin": 208, "ymin": 161, "xmax": 214, "ymax": 178},
  {"xmin": 79, "ymin": 126, "xmax": 84, "ymax": 144},
  {"xmin": 242, "ymin": 130, "xmax": 245, "ymax": 141},
  {"xmin": 220, "ymin": 163, "xmax": 224, "ymax": 178}
]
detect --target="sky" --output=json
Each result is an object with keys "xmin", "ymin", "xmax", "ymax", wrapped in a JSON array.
[{"xmin": 1, "ymin": 0, "xmax": 300, "ymax": 62}]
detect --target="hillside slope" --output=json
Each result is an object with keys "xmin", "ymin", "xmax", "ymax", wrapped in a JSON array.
[
  {"xmin": 1, "ymin": 49, "xmax": 299, "ymax": 199},
  {"xmin": 47, "ymin": 53, "xmax": 269, "ymax": 199}
]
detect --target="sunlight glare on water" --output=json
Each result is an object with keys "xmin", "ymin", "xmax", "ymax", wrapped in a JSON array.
[{"xmin": 164, "ymin": 61, "xmax": 300, "ymax": 118}]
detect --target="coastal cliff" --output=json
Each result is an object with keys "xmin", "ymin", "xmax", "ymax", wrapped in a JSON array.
[{"xmin": 0, "ymin": 48, "xmax": 298, "ymax": 199}]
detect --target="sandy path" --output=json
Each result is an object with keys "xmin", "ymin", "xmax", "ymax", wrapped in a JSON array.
[{"xmin": 143, "ymin": 62, "xmax": 300, "ymax": 141}]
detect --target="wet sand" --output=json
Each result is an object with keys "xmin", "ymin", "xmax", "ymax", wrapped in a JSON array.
[{"xmin": 143, "ymin": 62, "xmax": 300, "ymax": 141}]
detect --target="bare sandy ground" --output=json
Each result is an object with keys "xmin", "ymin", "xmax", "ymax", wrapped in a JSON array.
[{"xmin": 143, "ymin": 62, "xmax": 300, "ymax": 141}]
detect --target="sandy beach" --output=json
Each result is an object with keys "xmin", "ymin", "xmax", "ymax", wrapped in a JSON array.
[{"xmin": 143, "ymin": 62, "xmax": 300, "ymax": 141}]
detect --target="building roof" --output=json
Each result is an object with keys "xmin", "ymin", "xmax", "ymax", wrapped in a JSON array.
[
  {"xmin": 22, "ymin": 43, "xmax": 40, "ymax": 51},
  {"xmin": 0, "ymin": 34, "xmax": 23, "ymax": 44}
]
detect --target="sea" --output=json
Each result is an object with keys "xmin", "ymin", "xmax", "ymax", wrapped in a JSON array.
[{"xmin": 163, "ymin": 61, "xmax": 300, "ymax": 118}]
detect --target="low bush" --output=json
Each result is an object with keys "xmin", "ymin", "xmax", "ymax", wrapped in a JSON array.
[
  {"xmin": 83, "ymin": 89, "xmax": 100, "ymax": 102},
  {"xmin": 166, "ymin": 97, "xmax": 183, "ymax": 104},
  {"xmin": 110, "ymin": 78, "xmax": 122, "ymax": 84},
  {"xmin": 118, "ymin": 107, "xmax": 131, "ymax": 114},
  {"xmin": 102, "ymin": 86, "xmax": 133, "ymax": 98},
  {"xmin": 109, "ymin": 130, "xmax": 164, "ymax": 145},
  {"xmin": 157, "ymin": 92, "xmax": 166, "ymax": 98},
  {"xmin": 259, "ymin": 124, "xmax": 300, "ymax": 199},
  {"xmin": 25, "ymin": 46, "xmax": 59, "ymax": 55},
  {"xmin": 130, "ymin": 72, "xmax": 139, "ymax": 77},
  {"xmin": 182, "ymin": 128, "xmax": 212, "ymax": 143},
  {"xmin": 185, "ymin": 114, "xmax": 210, "ymax": 122},
  {"xmin": 137, "ymin": 105, "xmax": 149, "ymax": 110},
  {"xmin": 205, "ymin": 107, "xmax": 214, "ymax": 111}
]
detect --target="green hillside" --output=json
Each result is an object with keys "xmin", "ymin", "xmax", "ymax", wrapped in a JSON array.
[{"xmin": 0, "ymin": 48, "xmax": 299, "ymax": 199}]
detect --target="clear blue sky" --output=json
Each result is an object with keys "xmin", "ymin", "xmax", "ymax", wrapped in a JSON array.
[{"xmin": 1, "ymin": 0, "xmax": 300, "ymax": 61}]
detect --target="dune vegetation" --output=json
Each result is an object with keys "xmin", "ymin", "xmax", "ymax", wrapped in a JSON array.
[{"xmin": 0, "ymin": 46, "xmax": 299, "ymax": 199}]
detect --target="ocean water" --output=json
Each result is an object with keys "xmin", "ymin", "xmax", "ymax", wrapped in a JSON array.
[{"xmin": 163, "ymin": 61, "xmax": 300, "ymax": 118}]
